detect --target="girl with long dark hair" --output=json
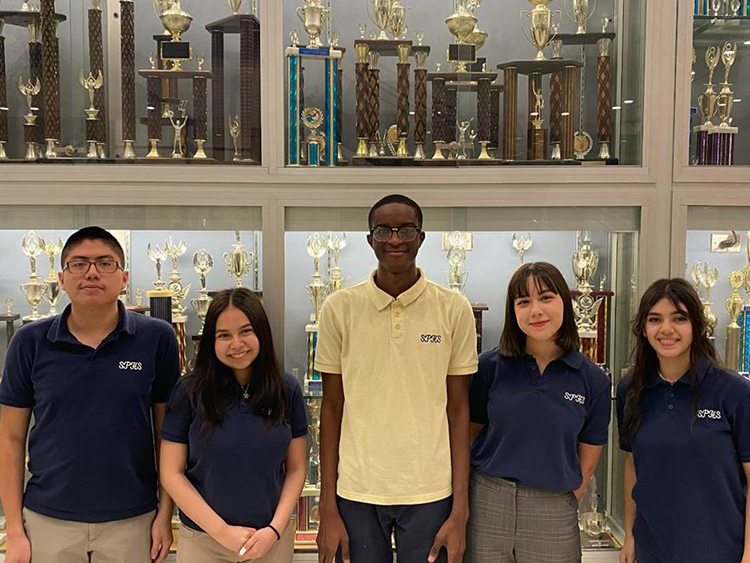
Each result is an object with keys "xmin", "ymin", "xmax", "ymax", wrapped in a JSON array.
[
  {"xmin": 617, "ymin": 278, "xmax": 750, "ymax": 563},
  {"xmin": 160, "ymin": 288, "xmax": 307, "ymax": 563},
  {"xmin": 465, "ymin": 262, "xmax": 611, "ymax": 563}
]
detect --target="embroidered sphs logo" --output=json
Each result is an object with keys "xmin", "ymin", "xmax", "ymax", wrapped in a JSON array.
[
  {"xmin": 564, "ymin": 392, "xmax": 586, "ymax": 405},
  {"xmin": 697, "ymin": 409, "xmax": 722, "ymax": 420},
  {"xmin": 420, "ymin": 334, "xmax": 442, "ymax": 344},
  {"xmin": 119, "ymin": 361, "xmax": 143, "ymax": 371}
]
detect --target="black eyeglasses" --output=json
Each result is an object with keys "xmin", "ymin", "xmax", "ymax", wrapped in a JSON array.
[
  {"xmin": 64, "ymin": 259, "xmax": 122, "ymax": 274},
  {"xmin": 370, "ymin": 225, "xmax": 421, "ymax": 243}
]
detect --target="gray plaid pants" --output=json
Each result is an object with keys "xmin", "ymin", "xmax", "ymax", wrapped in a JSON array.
[{"xmin": 464, "ymin": 471, "xmax": 581, "ymax": 563}]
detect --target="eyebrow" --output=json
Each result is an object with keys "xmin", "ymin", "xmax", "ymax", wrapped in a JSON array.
[
  {"xmin": 216, "ymin": 323, "xmax": 253, "ymax": 332},
  {"xmin": 68, "ymin": 255, "xmax": 117, "ymax": 261}
]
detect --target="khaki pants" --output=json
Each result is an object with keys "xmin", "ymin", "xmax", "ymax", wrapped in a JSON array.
[
  {"xmin": 177, "ymin": 522, "xmax": 294, "ymax": 563},
  {"xmin": 23, "ymin": 508, "xmax": 154, "ymax": 563}
]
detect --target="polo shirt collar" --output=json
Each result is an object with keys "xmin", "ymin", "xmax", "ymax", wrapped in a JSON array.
[
  {"xmin": 366, "ymin": 268, "xmax": 428, "ymax": 311},
  {"xmin": 522, "ymin": 349, "xmax": 584, "ymax": 370},
  {"xmin": 48, "ymin": 300, "xmax": 136, "ymax": 345},
  {"xmin": 645, "ymin": 357, "xmax": 711, "ymax": 388}
]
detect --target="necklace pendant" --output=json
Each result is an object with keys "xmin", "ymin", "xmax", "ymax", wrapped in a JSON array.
[{"xmin": 243, "ymin": 392, "xmax": 250, "ymax": 399}]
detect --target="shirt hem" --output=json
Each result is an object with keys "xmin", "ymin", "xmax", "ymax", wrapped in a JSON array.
[
  {"xmin": 578, "ymin": 437, "xmax": 607, "ymax": 446},
  {"xmin": 160, "ymin": 432, "xmax": 189, "ymax": 444},
  {"xmin": 24, "ymin": 500, "xmax": 158, "ymax": 523},
  {"xmin": 337, "ymin": 486, "xmax": 452, "ymax": 506},
  {"xmin": 447, "ymin": 365, "xmax": 478, "ymax": 376},
  {"xmin": 0, "ymin": 397, "xmax": 33, "ymax": 408},
  {"xmin": 314, "ymin": 363, "xmax": 341, "ymax": 374}
]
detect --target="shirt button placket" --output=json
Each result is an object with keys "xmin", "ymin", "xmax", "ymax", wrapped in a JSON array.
[{"xmin": 392, "ymin": 301, "xmax": 403, "ymax": 339}]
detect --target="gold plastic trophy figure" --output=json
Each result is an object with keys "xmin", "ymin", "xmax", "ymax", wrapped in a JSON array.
[{"xmin": 167, "ymin": 100, "xmax": 189, "ymax": 158}]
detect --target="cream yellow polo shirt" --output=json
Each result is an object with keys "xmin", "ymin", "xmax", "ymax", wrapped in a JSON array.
[{"xmin": 315, "ymin": 269, "xmax": 478, "ymax": 505}]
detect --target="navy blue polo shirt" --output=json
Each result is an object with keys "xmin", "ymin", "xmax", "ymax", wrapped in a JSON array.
[
  {"xmin": 617, "ymin": 359, "xmax": 750, "ymax": 563},
  {"xmin": 0, "ymin": 302, "xmax": 180, "ymax": 523},
  {"xmin": 470, "ymin": 348, "xmax": 611, "ymax": 493},
  {"xmin": 160, "ymin": 372, "xmax": 308, "ymax": 531}
]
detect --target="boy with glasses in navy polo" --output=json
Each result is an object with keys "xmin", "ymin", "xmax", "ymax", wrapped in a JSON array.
[{"xmin": 0, "ymin": 226, "xmax": 180, "ymax": 563}]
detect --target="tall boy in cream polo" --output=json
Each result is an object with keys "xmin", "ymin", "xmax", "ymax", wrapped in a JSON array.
[{"xmin": 314, "ymin": 195, "xmax": 478, "ymax": 563}]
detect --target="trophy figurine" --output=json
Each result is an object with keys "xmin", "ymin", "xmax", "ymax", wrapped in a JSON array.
[
  {"xmin": 716, "ymin": 42, "xmax": 737, "ymax": 130},
  {"xmin": 302, "ymin": 107, "xmax": 325, "ymax": 167},
  {"xmin": 442, "ymin": 231, "xmax": 472, "ymax": 294},
  {"xmin": 167, "ymin": 100, "xmax": 189, "ymax": 158},
  {"xmin": 191, "ymin": 248, "xmax": 213, "ymax": 335},
  {"xmin": 565, "ymin": 0, "xmax": 596, "ymax": 34},
  {"xmin": 41, "ymin": 236, "xmax": 63, "ymax": 316},
  {"xmin": 165, "ymin": 237, "xmax": 191, "ymax": 317},
  {"xmin": 229, "ymin": 115, "xmax": 241, "ymax": 162},
  {"xmin": 521, "ymin": 0, "xmax": 560, "ymax": 61},
  {"xmin": 725, "ymin": 270, "xmax": 745, "ymax": 371},
  {"xmin": 135, "ymin": 288, "xmax": 143, "ymax": 307},
  {"xmin": 326, "ymin": 232, "xmax": 347, "ymax": 294},
  {"xmin": 18, "ymin": 77, "xmax": 41, "ymax": 160},
  {"xmin": 296, "ymin": 0, "xmax": 330, "ymax": 48},
  {"xmin": 20, "ymin": 231, "xmax": 47, "ymax": 321},
  {"xmin": 79, "ymin": 70, "xmax": 104, "ymax": 159},
  {"xmin": 692, "ymin": 261, "xmax": 718, "ymax": 337},
  {"xmin": 512, "ymin": 233, "xmax": 533, "ymax": 266},
  {"xmin": 147, "ymin": 243, "xmax": 168, "ymax": 290},
  {"xmin": 224, "ymin": 230, "xmax": 252, "ymax": 287}
]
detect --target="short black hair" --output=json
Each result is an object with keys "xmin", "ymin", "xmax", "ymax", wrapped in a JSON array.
[
  {"xmin": 61, "ymin": 226, "xmax": 125, "ymax": 268},
  {"xmin": 368, "ymin": 194, "xmax": 423, "ymax": 229}
]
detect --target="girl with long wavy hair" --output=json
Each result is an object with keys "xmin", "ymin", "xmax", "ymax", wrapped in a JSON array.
[
  {"xmin": 617, "ymin": 278, "xmax": 750, "ymax": 563},
  {"xmin": 159, "ymin": 288, "xmax": 307, "ymax": 563}
]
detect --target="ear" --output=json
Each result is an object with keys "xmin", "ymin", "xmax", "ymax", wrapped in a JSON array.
[
  {"xmin": 418, "ymin": 230, "xmax": 426, "ymax": 248},
  {"xmin": 121, "ymin": 270, "xmax": 129, "ymax": 292},
  {"xmin": 367, "ymin": 233, "xmax": 374, "ymax": 250}
]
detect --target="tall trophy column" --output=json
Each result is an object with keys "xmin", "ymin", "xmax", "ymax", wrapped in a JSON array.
[
  {"xmin": 597, "ymin": 35, "xmax": 612, "ymax": 160},
  {"xmin": 88, "ymin": 0, "xmax": 106, "ymax": 157},
  {"xmin": 490, "ymin": 84, "xmax": 501, "ymax": 159},
  {"xmin": 444, "ymin": 87, "xmax": 457, "ymax": 145},
  {"xmin": 430, "ymin": 76, "xmax": 446, "ymax": 159},
  {"xmin": 210, "ymin": 30, "xmax": 225, "ymax": 161},
  {"xmin": 324, "ymin": 53, "xmax": 340, "ymax": 166},
  {"xmin": 354, "ymin": 43, "xmax": 370, "ymax": 157},
  {"xmin": 287, "ymin": 50, "xmax": 301, "ymax": 165},
  {"xmin": 476, "ymin": 77, "xmax": 492, "ymax": 160},
  {"xmin": 146, "ymin": 76, "xmax": 162, "ymax": 158},
  {"xmin": 396, "ymin": 44, "xmax": 411, "ymax": 158},
  {"xmin": 561, "ymin": 64, "xmax": 577, "ymax": 160},
  {"xmin": 193, "ymin": 76, "xmax": 209, "ymax": 159},
  {"xmin": 0, "ymin": 19, "xmax": 7, "ymax": 159},
  {"xmin": 240, "ymin": 17, "xmax": 260, "ymax": 163},
  {"xmin": 367, "ymin": 52, "xmax": 380, "ymax": 157},
  {"xmin": 413, "ymin": 51, "xmax": 428, "ymax": 161},
  {"xmin": 120, "ymin": 0, "xmax": 136, "ymax": 159},
  {"xmin": 40, "ymin": 0, "xmax": 61, "ymax": 158},
  {"xmin": 503, "ymin": 66, "xmax": 518, "ymax": 161},
  {"xmin": 28, "ymin": 24, "xmax": 44, "ymax": 150}
]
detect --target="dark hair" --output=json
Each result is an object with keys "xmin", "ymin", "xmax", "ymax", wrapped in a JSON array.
[
  {"xmin": 499, "ymin": 262, "xmax": 579, "ymax": 357},
  {"xmin": 186, "ymin": 288, "xmax": 287, "ymax": 434},
  {"xmin": 621, "ymin": 278, "xmax": 718, "ymax": 443},
  {"xmin": 61, "ymin": 226, "xmax": 125, "ymax": 268},
  {"xmin": 368, "ymin": 194, "xmax": 423, "ymax": 229}
]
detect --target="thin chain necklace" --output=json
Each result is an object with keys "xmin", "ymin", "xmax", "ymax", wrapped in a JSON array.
[{"xmin": 239, "ymin": 381, "xmax": 250, "ymax": 400}]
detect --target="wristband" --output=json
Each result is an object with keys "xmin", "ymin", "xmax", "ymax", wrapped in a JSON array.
[{"xmin": 268, "ymin": 523, "xmax": 281, "ymax": 541}]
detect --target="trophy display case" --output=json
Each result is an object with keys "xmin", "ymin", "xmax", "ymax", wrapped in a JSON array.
[
  {"xmin": 689, "ymin": 4, "xmax": 750, "ymax": 166},
  {"xmin": 0, "ymin": 0, "xmax": 262, "ymax": 164},
  {"xmin": 283, "ymin": 204, "xmax": 641, "ymax": 551},
  {"xmin": 683, "ymin": 206, "xmax": 750, "ymax": 374},
  {"xmin": 283, "ymin": 0, "xmax": 646, "ymax": 168}
]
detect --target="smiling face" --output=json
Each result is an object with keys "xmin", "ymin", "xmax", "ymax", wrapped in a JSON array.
[
  {"xmin": 513, "ymin": 276, "xmax": 565, "ymax": 344},
  {"xmin": 367, "ymin": 202, "xmax": 425, "ymax": 275},
  {"xmin": 214, "ymin": 304, "xmax": 260, "ymax": 381},
  {"xmin": 644, "ymin": 297, "xmax": 693, "ymax": 365},
  {"xmin": 58, "ymin": 239, "xmax": 128, "ymax": 309}
]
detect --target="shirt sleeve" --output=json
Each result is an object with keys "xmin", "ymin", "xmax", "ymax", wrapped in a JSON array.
[
  {"xmin": 578, "ymin": 369, "xmax": 611, "ymax": 446},
  {"xmin": 286, "ymin": 377, "xmax": 309, "ymax": 439},
  {"xmin": 616, "ymin": 378, "xmax": 632, "ymax": 452},
  {"xmin": 731, "ymin": 392, "xmax": 750, "ymax": 462},
  {"xmin": 0, "ymin": 328, "xmax": 35, "ymax": 408},
  {"xmin": 314, "ymin": 298, "xmax": 343, "ymax": 374},
  {"xmin": 160, "ymin": 379, "xmax": 194, "ymax": 444},
  {"xmin": 152, "ymin": 321, "xmax": 181, "ymax": 404},
  {"xmin": 448, "ymin": 297, "xmax": 478, "ymax": 376},
  {"xmin": 469, "ymin": 354, "xmax": 491, "ymax": 425}
]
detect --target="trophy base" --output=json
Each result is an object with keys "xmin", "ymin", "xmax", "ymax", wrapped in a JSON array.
[
  {"xmin": 351, "ymin": 155, "xmax": 416, "ymax": 166},
  {"xmin": 505, "ymin": 159, "xmax": 583, "ymax": 166},
  {"xmin": 459, "ymin": 158, "xmax": 505, "ymax": 166},
  {"xmin": 123, "ymin": 141, "xmax": 137, "ymax": 159},
  {"xmin": 0, "ymin": 142, "xmax": 7, "ymax": 160},
  {"xmin": 135, "ymin": 156, "xmax": 220, "ymax": 164}
]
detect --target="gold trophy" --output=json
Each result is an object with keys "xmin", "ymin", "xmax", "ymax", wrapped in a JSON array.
[
  {"xmin": 18, "ymin": 77, "xmax": 41, "ymax": 160},
  {"xmin": 326, "ymin": 232, "xmax": 347, "ymax": 294},
  {"xmin": 190, "ymin": 248, "xmax": 213, "ymax": 335},
  {"xmin": 147, "ymin": 243, "xmax": 168, "ymax": 290},
  {"xmin": 698, "ymin": 46, "xmax": 720, "ymax": 128},
  {"xmin": 572, "ymin": 232, "xmax": 604, "ymax": 340},
  {"xmin": 157, "ymin": 0, "xmax": 193, "ymax": 67},
  {"xmin": 20, "ymin": 231, "xmax": 47, "ymax": 321},
  {"xmin": 306, "ymin": 233, "xmax": 328, "ymax": 325},
  {"xmin": 40, "ymin": 237, "xmax": 63, "ymax": 316},
  {"xmin": 296, "ymin": 0, "xmax": 330, "ymax": 48},
  {"xmin": 725, "ymin": 270, "xmax": 745, "ymax": 371},
  {"xmin": 531, "ymin": 83, "xmax": 545, "ymax": 130},
  {"xmin": 389, "ymin": 0, "xmax": 407, "ymax": 39},
  {"xmin": 167, "ymin": 100, "xmax": 189, "ymax": 158},
  {"xmin": 165, "ymin": 237, "xmax": 191, "ymax": 318},
  {"xmin": 21, "ymin": 1, "xmax": 37, "ymax": 12},
  {"xmin": 228, "ymin": 0, "xmax": 242, "ymax": 14},
  {"xmin": 691, "ymin": 261, "xmax": 718, "ymax": 337},
  {"xmin": 512, "ymin": 232, "xmax": 533, "ymax": 267},
  {"xmin": 443, "ymin": 231, "xmax": 473, "ymax": 294},
  {"xmin": 302, "ymin": 107, "xmax": 325, "ymax": 166},
  {"xmin": 446, "ymin": 0, "xmax": 478, "ymax": 45},
  {"xmin": 306, "ymin": 397, "xmax": 322, "ymax": 488},
  {"xmin": 229, "ymin": 114, "xmax": 241, "ymax": 162},
  {"xmin": 716, "ymin": 42, "xmax": 737, "ymax": 130},
  {"xmin": 79, "ymin": 70, "xmax": 104, "ymax": 159},
  {"xmin": 224, "ymin": 230, "xmax": 252, "ymax": 288},
  {"xmin": 521, "ymin": 0, "xmax": 560, "ymax": 61},
  {"xmin": 369, "ymin": 0, "xmax": 397, "ymax": 40},
  {"xmin": 565, "ymin": 0, "xmax": 596, "ymax": 34}
]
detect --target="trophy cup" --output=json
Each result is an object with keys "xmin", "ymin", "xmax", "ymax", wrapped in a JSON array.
[
  {"xmin": 135, "ymin": 288, "xmax": 143, "ymax": 307},
  {"xmin": 326, "ymin": 232, "xmax": 346, "ymax": 294},
  {"xmin": 565, "ymin": 0, "xmax": 596, "ymax": 34},
  {"xmin": 442, "ymin": 231, "xmax": 472, "ymax": 294},
  {"xmin": 79, "ymin": 70, "xmax": 103, "ymax": 159},
  {"xmin": 6, "ymin": 298, "xmax": 12, "ymax": 314},
  {"xmin": 521, "ymin": 0, "xmax": 561, "ymax": 61},
  {"xmin": 147, "ymin": 243, "xmax": 168, "ymax": 290},
  {"xmin": 572, "ymin": 232, "xmax": 604, "ymax": 360},
  {"xmin": 714, "ymin": 42, "xmax": 738, "ymax": 166},
  {"xmin": 18, "ymin": 77, "xmax": 41, "ymax": 160},
  {"xmin": 296, "ymin": 0, "xmax": 329, "ymax": 48},
  {"xmin": 302, "ymin": 107, "xmax": 324, "ymax": 167},
  {"xmin": 305, "ymin": 233, "xmax": 328, "ymax": 395},
  {"xmin": 369, "ymin": 0, "xmax": 397, "ymax": 40},
  {"xmin": 389, "ymin": 0, "xmax": 407, "ymax": 39},
  {"xmin": 224, "ymin": 230, "xmax": 252, "ymax": 287},
  {"xmin": 512, "ymin": 232, "xmax": 533, "ymax": 266},
  {"xmin": 167, "ymin": 100, "xmax": 189, "ymax": 158},
  {"xmin": 157, "ymin": 0, "xmax": 193, "ymax": 70},
  {"xmin": 695, "ymin": 45, "xmax": 720, "ymax": 165},
  {"xmin": 692, "ymin": 261, "xmax": 718, "ymax": 337},
  {"xmin": 191, "ymin": 248, "xmax": 213, "ymax": 335},
  {"xmin": 305, "ymin": 398, "xmax": 322, "ymax": 488},
  {"xmin": 165, "ymin": 237, "xmax": 191, "ymax": 317},
  {"xmin": 20, "ymin": 231, "xmax": 47, "ymax": 321},
  {"xmin": 725, "ymin": 270, "xmax": 745, "ymax": 371},
  {"xmin": 40, "ymin": 236, "xmax": 63, "ymax": 316}
]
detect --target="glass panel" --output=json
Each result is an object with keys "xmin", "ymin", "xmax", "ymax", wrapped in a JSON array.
[
  {"xmin": 689, "ymin": 4, "xmax": 749, "ymax": 166},
  {"xmin": 284, "ymin": 204, "xmax": 640, "ymax": 549},
  {"xmin": 282, "ymin": 0, "xmax": 646, "ymax": 168},
  {"xmin": 0, "ymin": 0, "xmax": 261, "ymax": 164}
]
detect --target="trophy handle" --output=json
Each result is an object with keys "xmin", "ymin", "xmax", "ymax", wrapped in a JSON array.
[
  {"xmin": 519, "ymin": 11, "xmax": 535, "ymax": 48},
  {"xmin": 223, "ymin": 252, "xmax": 232, "ymax": 267},
  {"xmin": 296, "ymin": 5, "xmax": 306, "ymax": 25}
]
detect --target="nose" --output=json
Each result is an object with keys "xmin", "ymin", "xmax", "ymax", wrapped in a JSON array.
[{"xmin": 84, "ymin": 264, "xmax": 101, "ymax": 278}]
